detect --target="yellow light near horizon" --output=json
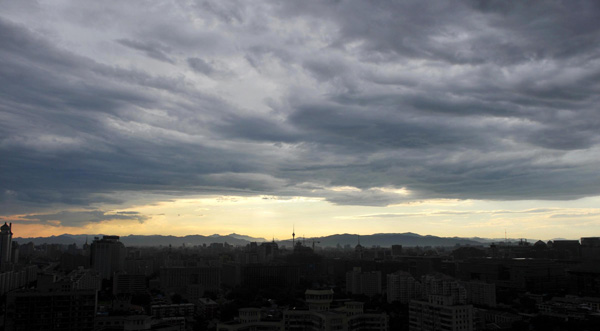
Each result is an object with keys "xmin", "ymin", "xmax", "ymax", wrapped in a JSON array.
[{"xmin": 6, "ymin": 195, "xmax": 600, "ymax": 241}]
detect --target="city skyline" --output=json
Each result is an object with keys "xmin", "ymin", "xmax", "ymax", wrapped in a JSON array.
[{"xmin": 2, "ymin": 1, "xmax": 600, "ymax": 240}]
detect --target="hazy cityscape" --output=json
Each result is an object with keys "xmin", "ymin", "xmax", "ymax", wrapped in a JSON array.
[
  {"xmin": 2, "ymin": 0, "xmax": 600, "ymax": 330},
  {"xmin": 0, "ymin": 226, "xmax": 597, "ymax": 330}
]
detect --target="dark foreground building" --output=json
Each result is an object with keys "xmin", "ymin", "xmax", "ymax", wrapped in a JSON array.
[{"xmin": 5, "ymin": 289, "xmax": 97, "ymax": 331}]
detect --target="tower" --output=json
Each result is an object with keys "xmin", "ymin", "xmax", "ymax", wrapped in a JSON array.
[
  {"xmin": 0, "ymin": 222, "xmax": 13, "ymax": 268},
  {"xmin": 82, "ymin": 236, "xmax": 91, "ymax": 256},
  {"xmin": 292, "ymin": 225, "xmax": 295, "ymax": 247},
  {"xmin": 355, "ymin": 235, "xmax": 364, "ymax": 259}
]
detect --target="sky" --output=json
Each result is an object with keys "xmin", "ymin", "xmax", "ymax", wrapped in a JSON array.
[{"xmin": 1, "ymin": 0, "xmax": 600, "ymax": 240}]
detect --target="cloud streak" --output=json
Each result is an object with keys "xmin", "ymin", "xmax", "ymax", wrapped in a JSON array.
[{"xmin": 6, "ymin": 210, "xmax": 149, "ymax": 227}]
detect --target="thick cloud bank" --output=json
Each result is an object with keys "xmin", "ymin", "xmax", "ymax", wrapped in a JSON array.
[{"xmin": 2, "ymin": 0, "xmax": 600, "ymax": 217}]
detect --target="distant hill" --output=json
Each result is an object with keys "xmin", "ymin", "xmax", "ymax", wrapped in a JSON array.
[
  {"xmin": 14, "ymin": 232, "xmax": 540, "ymax": 248},
  {"xmin": 277, "ymin": 233, "xmax": 487, "ymax": 248},
  {"xmin": 14, "ymin": 233, "xmax": 266, "ymax": 247},
  {"xmin": 227, "ymin": 233, "xmax": 267, "ymax": 242}
]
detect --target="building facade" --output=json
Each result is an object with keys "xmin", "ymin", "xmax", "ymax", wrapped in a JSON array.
[
  {"xmin": 0, "ymin": 222, "xmax": 13, "ymax": 270},
  {"xmin": 91, "ymin": 236, "xmax": 126, "ymax": 279}
]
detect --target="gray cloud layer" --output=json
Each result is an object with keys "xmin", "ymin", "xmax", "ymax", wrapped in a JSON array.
[
  {"xmin": 1, "ymin": 0, "xmax": 600, "ymax": 217},
  {"xmin": 15, "ymin": 210, "xmax": 149, "ymax": 227}
]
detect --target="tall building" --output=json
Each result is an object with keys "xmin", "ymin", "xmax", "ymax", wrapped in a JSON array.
[
  {"xmin": 258, "ymin": 241, "xmax": 279, "ymax": 263},
  {"xmin": 11, "ymin": 241, "xmax": 19, "ymax": 264},
  {"xmin": 581, "ymin": 237, "xmax": 600, "ymax": 261},
  {"xmin": 387, "ymin": 271, "xmax": 420, "ymax": 304},
  {"xmin": 392, "ymin": 244, "xmax": 403, "ymax": 257},
  {"xmin": 0, "ymin": 222, "xmax": 13, "ymax": 269},
  {"xmin": 90, "ymin": 235, "xmax": 126, "ymax": 279}
]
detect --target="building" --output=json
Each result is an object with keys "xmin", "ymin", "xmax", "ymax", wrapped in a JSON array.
[
  {"xmin": 581, "ymin": 237, "xmax": 600, "ymax": 261},
  {"xmin": 19, "ymin": 241, "xmax": 35, "ymax": 258},
  {"xmin": 282, "ymin": 289, "xmax": 388, "ymax": 331},
  {"xmin": 217, "ymin": 308, "xmax": 281, "ymax": 331},
  {"xmin": 409, "ymin": 296, "xmax": 473, "ymax": 331},
  {"xmin": 151, "ymin": 303, "xmax": 195, "ymax": 319},
  {"xmin": 160, "ymin": 266, "xmax": 221, "ymax": 301},
  {"xmin": 6, "ymin": 289, "xmax": 97, "ymax": 331},
  {"xmin": 477, "ymin": 309, "xmax": 522, "ymax": 330},
  {"xmin": 391, "ymin": 245, "xmax": 403, "ymax": 257},
  {"xmin": 305, "ymin": 289, "xmax": 334, "ymax": 311},
  {"xmin": 95, "ymin": 314, "xmax": 184, "ymax": 331},
  {"xmin": 198, "ymin": 298, "xmax": 219, "ymax": 319},
  {"xmin": 462, "ymin": 281, "xmax": 496, "ymax": 307},
  {"xmin": 0, "ymin": 222, "xmax": 13, "ymax": 270},
  {"xmin": 284, "ymin": 309, "xmax": 347, "ymax": 330},
  {"xmin": 11, "ymin": 241, "xmax": 19, "ymax": 263},
  {"xmin": 346, "ymin": 267, "xmax": 382, "ymax": 297},
  {"xmin": 91, "ymin": 236, "xmax": 126, "ymax": 279},
  {"xmin": 67, "ymin": 268, "xmax": 101, "ymax": 291},
  {"xmin": 420, "ymin": 274, "xmax": 467, "ymax": 305},
  {"xmin": 408, "ymin": 274, "xmax": 473, "ymax": 331},
  {"xmin": 0, "ymin": 265, "xmax": 38, "ymax": 295},
  {"xmin": 552, "ymin": 240, "xmax": 581, "ymax": 259},
  {"xmin": 124, "ymin": 258, "xmax": 155, "ymax": 276},
  {"xmin": 387, "ymin": 271, "xmax": 420, "ymax": 304},
  {"xmin": 222, "ymin": 263, "xmax": 299, "ymax": 288},
  {"xmin": 113, "ymin": 272, "xmax": 146, "ymax": 295},
  {"xmin": 219, "ymin": 289, "xmax": 388, "ymax": 331}
]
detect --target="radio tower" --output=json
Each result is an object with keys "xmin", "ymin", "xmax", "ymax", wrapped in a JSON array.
[{"xmin": 292, "ymin": 225, "xmax": 296, "ymax": 247}]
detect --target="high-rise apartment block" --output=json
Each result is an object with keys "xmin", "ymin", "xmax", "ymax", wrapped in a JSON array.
[
  {"xmin": 0, "ymin": 222, "xmax": 13, "ymax": 270},
  {"xmin": 387, "ymin": 271, "xmax": 420, "ymax": 304},
  {"xmin": 409, "ymin": 275, "xmax": 473, "ymax": 331},
  {"xmin": 90, "ymin": 235, "xmax": 126, "ymax": 279}
]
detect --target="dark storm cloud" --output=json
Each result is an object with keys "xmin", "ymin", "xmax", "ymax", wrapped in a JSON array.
[
  {"xmin": 2, "ymin": 0, "xmax": 600, "ymax": 223},
  {"xmin": 0, "ymin": 17, "xmax": 268, "ymax": 213}
]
